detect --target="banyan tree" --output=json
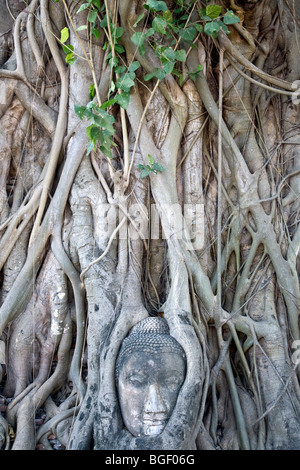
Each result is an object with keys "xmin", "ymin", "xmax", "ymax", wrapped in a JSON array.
[{"xmin": 0, "ymin": 0, "xmax": 299, "ymax": 450}]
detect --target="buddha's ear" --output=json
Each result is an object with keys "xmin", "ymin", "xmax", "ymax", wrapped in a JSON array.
[{"xmin": 92, "ymin": 305, "xmax": 148, "ymax": 449}]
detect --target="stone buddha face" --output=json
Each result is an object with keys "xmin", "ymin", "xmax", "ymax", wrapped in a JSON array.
[{"xmin": 116, "ymin": 317, "xmax": 186, "ymax": 437}]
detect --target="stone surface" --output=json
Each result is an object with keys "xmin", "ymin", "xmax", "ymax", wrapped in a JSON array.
[{"xmin": 116, "ymin": 317, "xmax": 186, "ymax": 438}]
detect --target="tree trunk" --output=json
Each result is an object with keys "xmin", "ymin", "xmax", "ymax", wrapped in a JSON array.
[{"xmin": 0, "ymin": 0, "xmax": 299, "ymax": 451}]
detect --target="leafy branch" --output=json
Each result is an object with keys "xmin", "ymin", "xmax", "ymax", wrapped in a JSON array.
[
  {"xmin": 138, "ymin": 154, "xmax": 165, "ymax": 178},
  {"xmin": 74, "ymin": 102, "xmax": 115, "ymax": 157},
  {"xmin": 200, "ymin": 5, "xmax": 240, "ymax": 37},
  {"xmin": 130, "ymin": 1, "xmax": 240, "ymax": 82},
  {"xmin": 59, "ymin": 0, "xmax": 240, "ymax": 169}
]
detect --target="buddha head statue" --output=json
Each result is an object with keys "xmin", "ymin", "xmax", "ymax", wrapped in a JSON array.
[{"xmin": 115, "ymin": 316, "xmax": 186, "ymax": 438}]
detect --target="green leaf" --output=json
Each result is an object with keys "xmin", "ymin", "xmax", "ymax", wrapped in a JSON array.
[
  {"xmin": 163, "ymin": 9, "xmax": 173, "ymax": 23},
  {"xmin": 93, "ymin": 111, "xmax": 115, "ymax": 134},
  {"xmin": 223, "ymin": 9, "xmax": 240, "ymax": 24},
  {"xmin": 100, "ymin": 135, "xmax": 113, "ymax": 159},
  {"xmin": 114, "ymin": 26, "xmax": 124, "ymax": 39},
  {"xmin": 65, "ymin": 53, "xmax": 76, "ymax": 64},
  {"xmin": 140, "ymin": 168, "xmax": 150, "ymax": 178},
  {"xmin": 100, "ymin": 146, "xmax": 112, "ymax": 159},
  {"xmin": 86, "ymin": 101, "xmax": 97, "ymax": 110},
  {"xmin": 114, "ymin": 44, "xmax": 125, "ymax": 54},
  {"xmin": 100, "ymin": 97, "xmax": 117, "ymax": 109},
  {"xmin": 152, "ymin": 162, "xmax": 165, "ymax": 172},
  {"xmin": 100, "ymin": 15, "xmax": 108, "ymax": 28},
  {"xmin": 172, "ymin": 68, "xmax": 180, "ymax": 77},
  {"xmin": 146, "ymin": 27, "xmax": 155, "ymax": 37},
  {"xmin": 201, "ymin": 14, "xmax": 213, "ymax": 21},
  {"xmin": 91, "ymin": 0, "xmax": 101, "ymax": 9},
  {"xmin": 89, "ymin": 84, "xmax": 95, "ymax": 100},
  {"xmin": 109, "ymin": 56, "xmax": 119, "ymax": 68},
  {"xmin": 88, "ymin": 9, "xmax": 97, "ymax": 23},
  {"xmin": 217, "ymin": 20, "xmax": 229, "ymax": 34},
  {"xmin": 117, "ymin": 74, "xmax": 135, "ymax": 92},
  {"xmin": 152, "ymin": 16, "xmax": 167, "ymax": 34},
  {"xmin": 138, "ymin": 158, "xmax": 165, "ymax": 176},
  {"xmin": 161, "ymin": 47, "xmax": 176, "ymax": 62},
  {"xmin": 86, "ymin": 139, "xmax": 95, "ymax": 155},
  {"xmin": 194, "ymin": 24, "xmax": 203, "ymax": 33},
  {"xmin": 144, "ymin": 67, "xmax": 166, "ymax": 81},
  {"xmin": 131, "ymin": 32, "xmax": 146, "ymax": 56},
  {"xmin": 62, "ymin": 44, "xmax": 74, "ymax": 54},
  {"xmin": 204, "ymin": 21, "xmax": 220, "ymax": 38},
  {"xmin": 114, "ymin": 66, "xmax": 126, "ymax": 74},
  {"xmin": 86, "ymin": 124, "xmax": 96, "ymax": 140},
  {"xmin": 179, "ymin": 26, "xmax": 197, "ymax": 43},
  {"xmin": 144, "ymin": 0, "xmax": 168, "ymax": 12},
  {"xmin": 153, "ymin": 68, "xmax": 166, "ymax": 80},
  {"xmin": 128, "ymin": 70, "xmax": 136, "ymax": 80},
  {"xmin": 129, "ymin": 61, "xmax": 140, "ymax": 73},
  {"xmin": 162, "ymin": 60, "xmax": 174, "ymax": 75},
  {"xmin": 144, "ymin": 72, "xmax": 154, "ymax": 81},
  {"xmin": 90, "ymin": 124, "xmax": 103, "ymax": 141},
  {"xmin": 109, "ymin": 79, "xmax": 116, "ymax": 94},
  {"xmin": 131, "ymin": 32, "xmax": 145, "ymax": 46},
  {"xmin": 76, "ymin": 2, "xmax": 89, "ymax": 13},
  {"xmin": 116, "ymin": 92, "xmax": 130, "ymax": 109},
  {"xmin": 91, "ymin": 27, "xmax": 101, "ymax": 38},
  {"xmin": 76, "ymin": 104, "xmax": 94, "ymax": 120},
  {"xmin": 206, "ymin": 4, "xmax": 222, "ymax": 19},
  {"xmin": 84, "ymin": 107, "xmax": 94, "ymax": 120},
  {"xmin": 148, "ymin": 154, "xmax": 154, "ymax": 165},
  {"xmin": 77, "ymin": 25, "xmax": 88, "ymax": 31},
  {"xmin": 175, "ymin": 49, "xmax": 186, "ymax": 62},
  {"xmin": 60, "ymin": 27, "xmax": 69, "ymax": 44},
  {"xmin": 133, "ymin": 12, "xmax": 145, "ymax": 28},
  {"xmin": 74, "ymin": 104, "xmax": 87, "ymax": 120},
  {"xmin": 188, "ymin": 64, "xmax": 203, "ymax": 82}
]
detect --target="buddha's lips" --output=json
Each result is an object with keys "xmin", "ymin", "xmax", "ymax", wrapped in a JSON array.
[{"xmin": 143, "ymin": 417, "xmax": 167, "ymax": 426}]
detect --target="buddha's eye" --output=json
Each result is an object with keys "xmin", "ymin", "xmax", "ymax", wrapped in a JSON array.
[
  {"xmin": 127, "ymin": 375, "xmax": 147, "ymax": 387},
  {"xmin": 163, "ymin": 375, "xmax": 183, "ymax": 390}
]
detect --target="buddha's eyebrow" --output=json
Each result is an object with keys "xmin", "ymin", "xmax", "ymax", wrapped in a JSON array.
[
  {"xmin": 126, "ymin": 370, "xmax": 147, "ymax": 377},
  {"xmin": 160, "ymin": 369, "xmax": 185, "ymax": 378}
]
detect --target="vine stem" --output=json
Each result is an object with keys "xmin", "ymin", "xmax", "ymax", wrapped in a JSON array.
[
  {"xmin": 103, "ymin": 0, "xmax": 129, "ymax": 179},
  {"xmin": 227, "ymin": 54, "xmax": 299, "ymax": 97},
  {"xmin": 216, "ymin": 48, "xmax": 224, "ymax": 329},
  {"xmin": 125, "ymin": 79, "xmax": 160, "ymax": 188},
  {"xmin": 0, "ymin": 0, "xmax": 41, "ymax": 96},
  {"xmin": 219, "ymin": 30, "xmax": 296, "ymax": 92},
  {"xmin": 29, "ymin": 0, "xmax": 69, "ymax": 245},
  {"xmin": 27, "ymin": 0, "xmax": 44, "ymax": 73},
  {"xmin": 216, "ymin": 48, "xmax": 251, "ymax": 450},
  {"xmin": 61, "ymin": 0, "xmax": 102, "ymax": 106},
  {"xmin": 80, "ymin": 216, "xmax": 126, "ymax": 283}
]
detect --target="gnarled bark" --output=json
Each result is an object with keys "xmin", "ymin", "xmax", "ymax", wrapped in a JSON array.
[{"xmin": 0, "ymin": 0, "xmax": 299, "ymax": 451}]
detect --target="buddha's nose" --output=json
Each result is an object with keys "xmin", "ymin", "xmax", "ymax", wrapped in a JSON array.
[{"xmin": 144, "ymin": 384, "xmax": 167, "ymax": 414}]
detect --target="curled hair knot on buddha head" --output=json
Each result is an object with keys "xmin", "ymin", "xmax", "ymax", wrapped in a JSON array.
[{"xmin": 115, "ymin": 316, "xmax": 186, "ymax": 380}]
